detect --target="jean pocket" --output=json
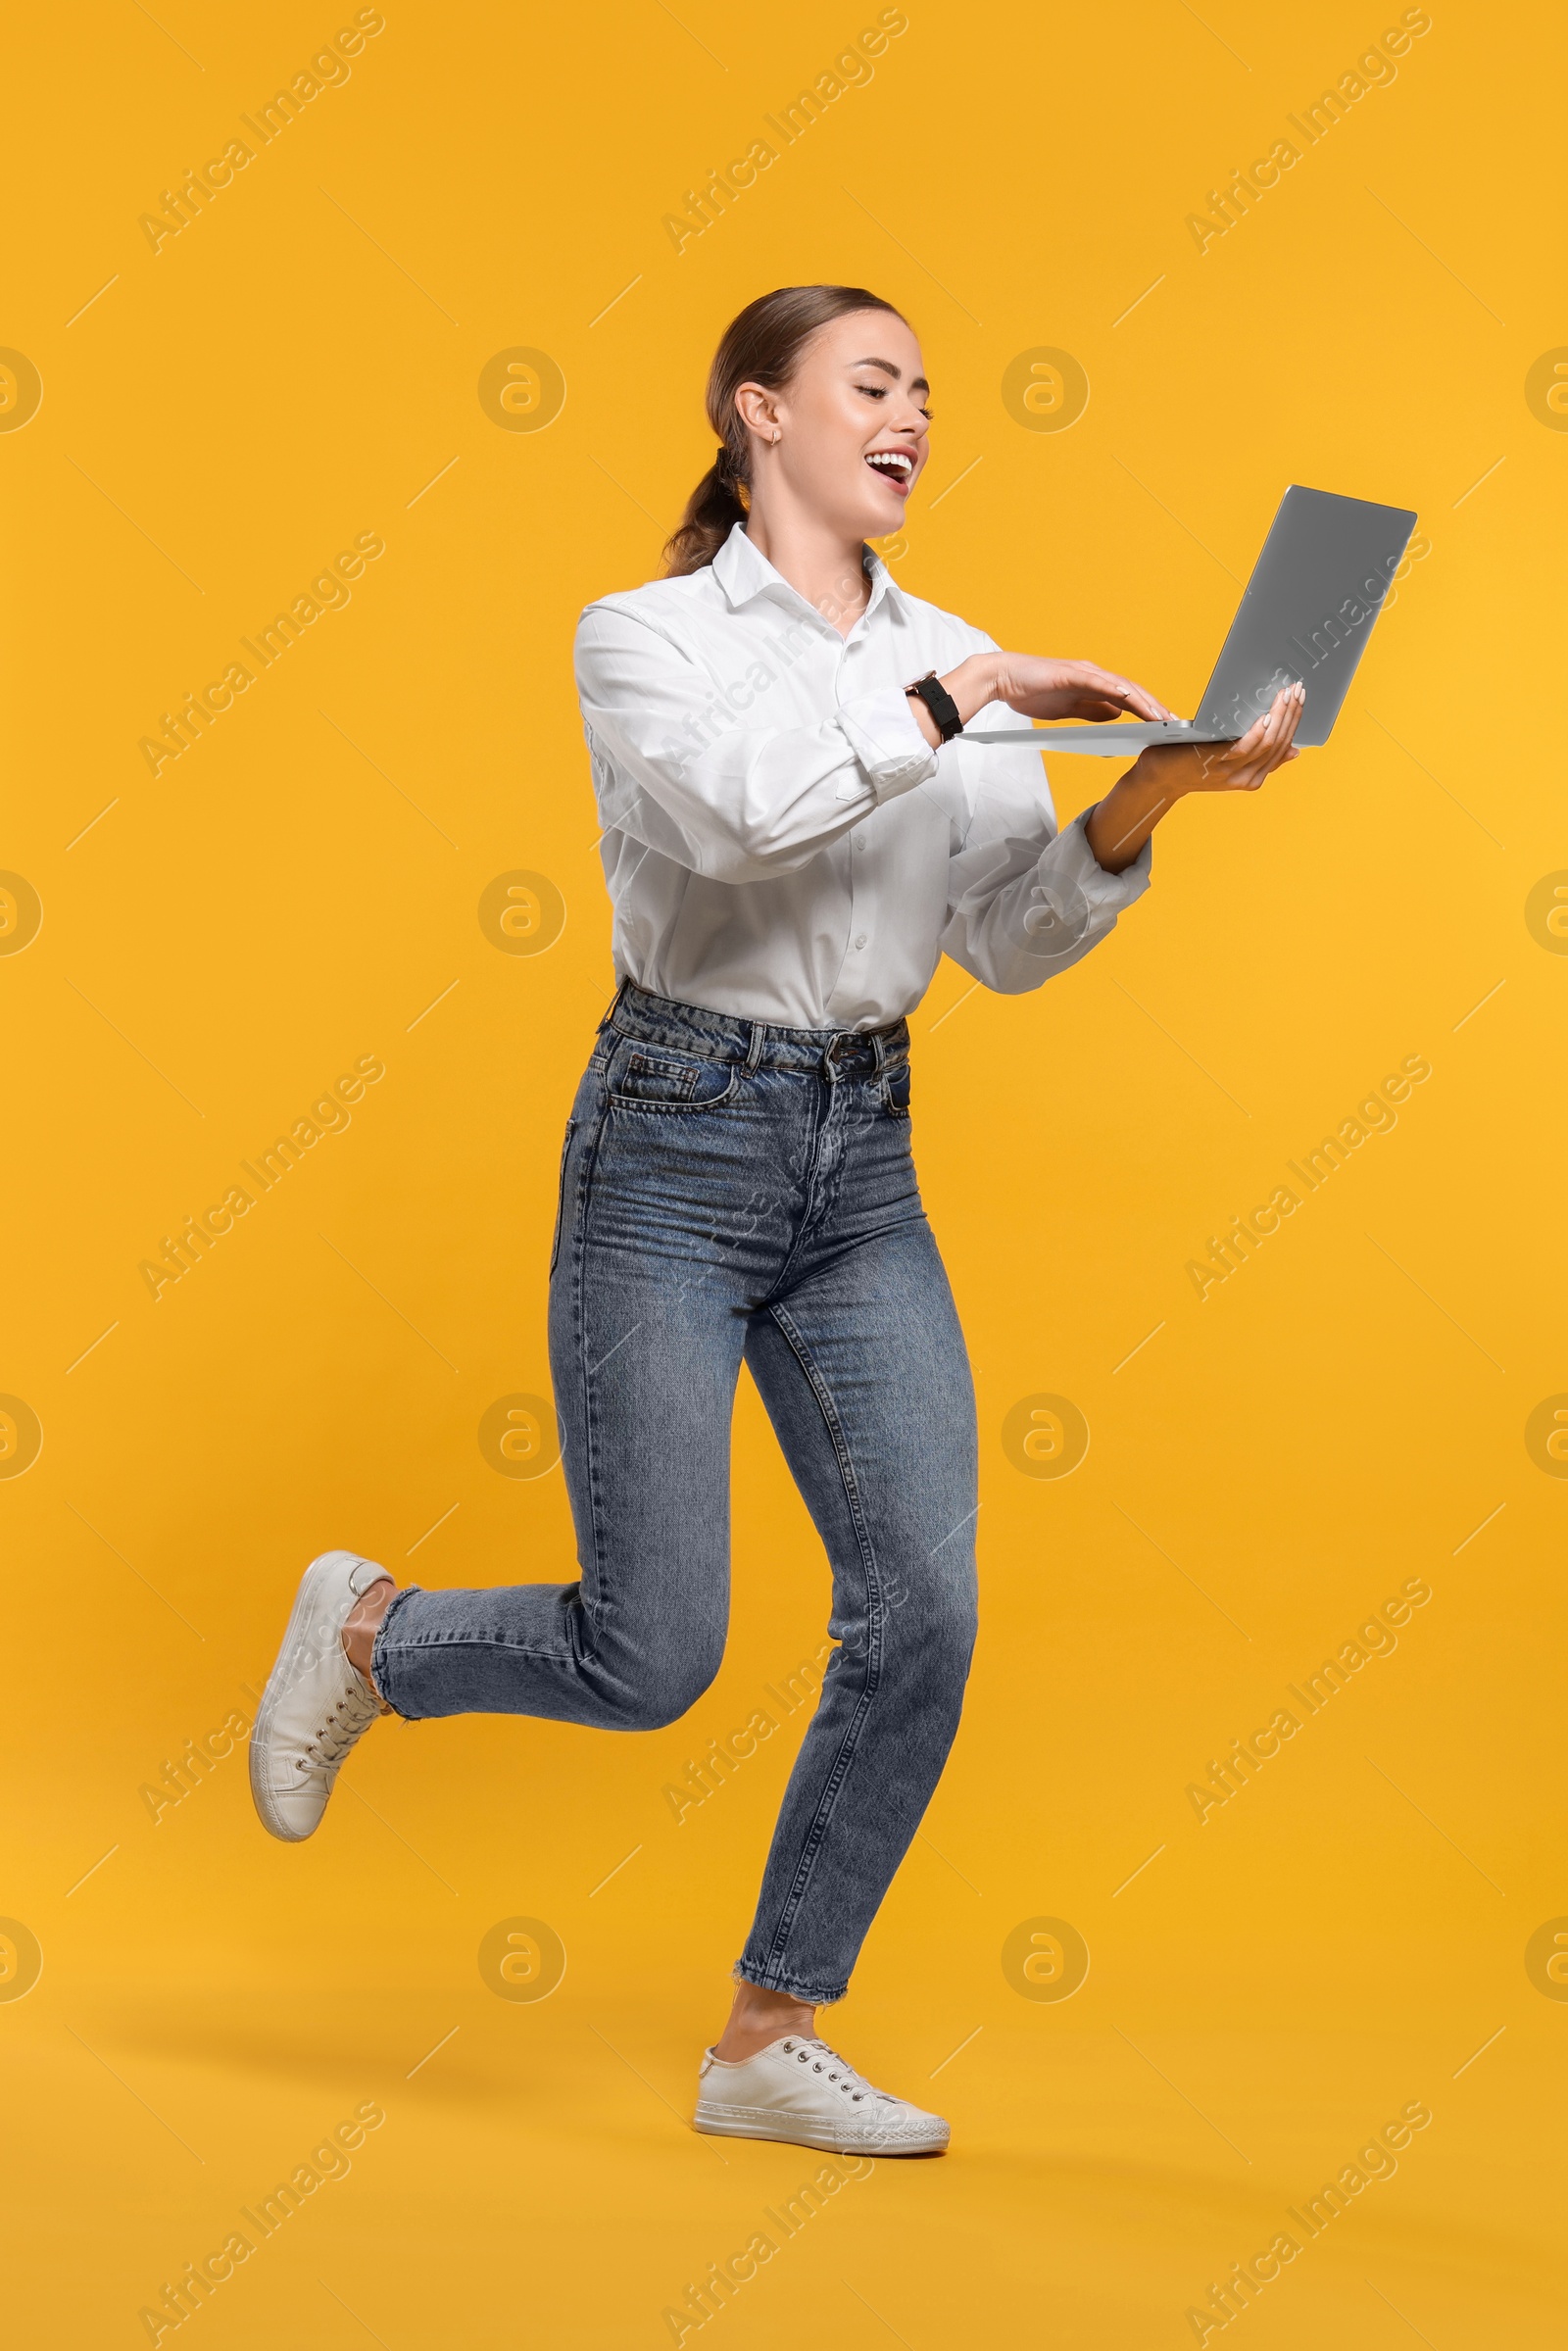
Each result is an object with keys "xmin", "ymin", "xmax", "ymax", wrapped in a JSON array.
[
  {"xmin": 881, "ymin": 1060, "xmax": 911, "ymax": 1119},
  {"xmin": 550, "ymin": 1118, "xmax": 576, "ymax": 1272},
  {"xmin": 610, "ymin": 1045, "xmax": 738, "ymax": 1111}
]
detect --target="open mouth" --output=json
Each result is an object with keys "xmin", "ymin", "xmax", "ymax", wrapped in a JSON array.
[{"xmin": 864, "ymin": 449, "xmax": 914, "ymax": 495}]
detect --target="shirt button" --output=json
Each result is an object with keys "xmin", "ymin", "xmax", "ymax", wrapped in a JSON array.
[
  {"xmin": 854, "ymin": 836, "xmax": 866, "ymax": 852},
  {"xmin": 854, "ymin": 934, "xmax": 867, "ymax": 950}
]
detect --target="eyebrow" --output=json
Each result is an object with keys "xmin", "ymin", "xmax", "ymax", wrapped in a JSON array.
[{"xmin": 849, "ymin": 355, "xmax": 931, "ymax": 396}]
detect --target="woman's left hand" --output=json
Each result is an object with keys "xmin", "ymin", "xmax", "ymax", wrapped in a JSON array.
[
  {"xmin": 1084, "ymin": 683, "xmax": 1305, "ymax": 875},
  {"xmin": 1130, "ymin": 681, "xmax": 1305, "ymax": 796}
]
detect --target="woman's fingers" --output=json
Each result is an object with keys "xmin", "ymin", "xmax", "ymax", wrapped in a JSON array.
[
  {"xmin": 1242, "ymin": 686, "xmax": 1300, "ymax": 780},
  {"xmin": 1221, "ymin": 711, "xmax": 1270, "ymax": 768},
  {"xmin": 1237, "ymin": 717, "xmax": 1275, "ymax": 774},
  {"xmin": 1250, "ymin": 689, "xmax": 1302, "ymax": 785},
  {"xmin": 1266, "ymin": 684, "xmax": 1303, "ymax": 771},
  {"xmin": 1255, "ymin": 694, "xmax": 1286, "ymax": 744},
  {"xmin": 1240, "ymin": 708, "xmax": 1285, "ymax": 786},
  {"xmin": 1139, "ymin": 685, "xmax": 1307, "ymax": 794},
  {"xmin": 1194, "ymin": 685, "xmax": 1301, "ymax": 790},
  {"xmin": 1091, "ymin": 667, "xmax": 1171, "ymax": 722},
  {"xmin": 997, "ymin": 656, "xmax": 1176, "ymax": 723},
  {"xmin": 1133, "ymin": 678, "xmax": 1176, "ymax": 721}
]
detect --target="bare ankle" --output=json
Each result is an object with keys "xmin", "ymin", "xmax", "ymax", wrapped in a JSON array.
[
  {"xmin": 342, "ymin": 1577, "xmax": 396, "ymax": 1689},
  {"xmin": 712, "ymin": 1981, "xmax": 817, "ymax": 2061}
]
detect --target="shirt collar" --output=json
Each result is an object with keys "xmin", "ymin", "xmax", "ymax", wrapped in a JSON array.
[{"xmin": 710, "ymin": 520, "xmax": 905, "ymax": 629}]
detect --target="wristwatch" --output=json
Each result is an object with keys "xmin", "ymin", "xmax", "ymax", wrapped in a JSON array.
[{"xmin": 905, "ymin": 670, "xmax": 964, "ymax": 743}]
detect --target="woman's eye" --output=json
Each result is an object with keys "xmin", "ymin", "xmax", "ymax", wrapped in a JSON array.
[{"xmin": 856, "ymin": 382, "xmax": 888, "ymax": 398}]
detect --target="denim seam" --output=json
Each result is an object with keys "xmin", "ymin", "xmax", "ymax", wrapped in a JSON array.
[
  {"xmin": 752, "ymin": 1302, "xmax": 884, "ymax": 1984},
  {"xmin": 732, "ymin": 1958, "xmax": 851, "ymax": 2005},
  {"xmin": 377, "ymin": 1635, "xmax": 577, "ymax": 1659},
  {"xmin": 370, "ymin": 1584, "xmax": 421, "ymax": 1715},
  {"xmin": 549, "ymin": 1118, "xmax": 576, "ymax": 1274},
  {"xmin": 609, "ymin": 1078, "xmax": 740, "ymax": 1114},
  {"xmin": 627, "ymin": 1052, "xmax": 698, "ymax": 1085},
  {"xmin": 605, "ymin": 1028, "xmax": 740, "ymax": 1113},
  {"xmin": 609, "ymin": 1017, "xmax": 730, "ymax": 1067},
  {"xmin": 760, "ymin": 1071, "xmax": 835, "ymax": 1306},
  {"xmin": 571, "ymin": 1098, "xmax": 613, "ymax": 1642}
]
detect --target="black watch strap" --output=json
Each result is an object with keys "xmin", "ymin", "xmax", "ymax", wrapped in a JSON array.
[{"xmin": 906, "ymin": 670, "xmax": 963, "ymax": 743}]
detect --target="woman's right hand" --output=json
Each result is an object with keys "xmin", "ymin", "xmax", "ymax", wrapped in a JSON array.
[
  {"xmin": 908, "ymin": 651, "xmax": 1176, "ymax": 749},
  {"xmin": 986, "ymin": 652, "xmax": 1174, "ymax": 726}
]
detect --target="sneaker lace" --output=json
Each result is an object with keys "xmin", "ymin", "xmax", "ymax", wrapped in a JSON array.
[
  {"xmin": 780, "ymin": 2034, "xmax": 893, "ymax": 2105},
  {"xmin": 296, "ymin": 1675, "xmax": 380, "ymax": 1778}
]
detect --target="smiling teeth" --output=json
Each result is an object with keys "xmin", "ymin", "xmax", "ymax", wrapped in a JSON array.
[{"xmin": 866, "ymin": 452, "xmax": 912, "ymax": 476}]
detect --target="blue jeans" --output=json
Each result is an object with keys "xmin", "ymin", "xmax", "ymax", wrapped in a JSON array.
[{"xmin": 373, "ymin": 982, "xmax": 979, "ymax": 2005}]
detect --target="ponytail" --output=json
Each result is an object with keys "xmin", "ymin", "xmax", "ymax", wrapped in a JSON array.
[
  {"xmin": 663, "ymin": 442, "xmax": 750, "ymax": 578},
  {"xmin": 662, "ymin": 284, "xmax": 906, "ymax": 578}
]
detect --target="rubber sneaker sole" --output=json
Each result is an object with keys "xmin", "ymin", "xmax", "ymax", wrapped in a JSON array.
[{"xmin": 693, "ymin": 2100, "xmax": 949, "ymax": 2156}]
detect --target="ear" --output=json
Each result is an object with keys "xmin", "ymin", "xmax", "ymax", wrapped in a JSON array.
[{"xmin": 733, "ymin": 380, "xmax": 781, "ymax": 441}]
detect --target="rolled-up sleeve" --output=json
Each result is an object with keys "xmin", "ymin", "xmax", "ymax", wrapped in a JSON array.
[
  {"xmin": 575, "ymin": 604, "xmax": 938, "ymax": 883},
  {"xmin": 940, "ymin": 699, "xmax": 1152, "ymax": 994}
]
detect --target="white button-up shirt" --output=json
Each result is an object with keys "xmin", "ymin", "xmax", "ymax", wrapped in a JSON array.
[{"xmin": 573, "ymin": 520, "xmax": 1151, "ymax": 1031}]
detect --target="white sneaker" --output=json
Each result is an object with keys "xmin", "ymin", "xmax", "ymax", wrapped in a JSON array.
[
  {"xmin": 250, "ymin": 1551, "xmax": 392, "ymax": 1842},
  {"xmin": 694, "ymin": 2033, "xmax": 950, "ymax": 2156}
]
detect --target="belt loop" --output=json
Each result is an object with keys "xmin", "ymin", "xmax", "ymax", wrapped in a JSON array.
[
  {"xmin": 870, "ymin": 1026, "xmax": 889, "ymax": 1074},
  {"xmin": 744, "ymin": 1019, "xmax": 765, "ymax": 1072},
  {"xmin": 599, "ymin": 975, "xmax": 629, "ymax": 1036}
]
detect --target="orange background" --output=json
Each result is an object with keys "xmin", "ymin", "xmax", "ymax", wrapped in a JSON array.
[{"xmin": 3, "ymin": 0, "xmax": 1564, "ymax": 2341}]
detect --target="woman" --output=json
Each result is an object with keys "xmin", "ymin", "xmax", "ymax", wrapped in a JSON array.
[{"xmin": 251, "ymin": 284, "xmax": 1301, "ymax": 2154}]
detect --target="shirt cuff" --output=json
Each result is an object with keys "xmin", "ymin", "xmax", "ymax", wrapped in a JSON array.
[
  {"xmin": 1052, "ymin": 803, "xmax": 1153, "ymax": 911},
  {"xmin": 835, "ymin": 685, "xmax": 940, "ymax": 802}
]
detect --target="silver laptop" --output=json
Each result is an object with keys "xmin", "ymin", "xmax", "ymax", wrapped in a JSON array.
[{"xmin": 966, "ymin": 483, "xmax": 1417, "ymax": 754}]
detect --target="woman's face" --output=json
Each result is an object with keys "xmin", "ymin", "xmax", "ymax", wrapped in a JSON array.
[{"xmin": 739, "ymin": 309, "xmax": 932, "ymax": 539}]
